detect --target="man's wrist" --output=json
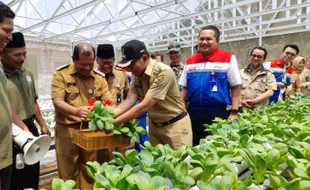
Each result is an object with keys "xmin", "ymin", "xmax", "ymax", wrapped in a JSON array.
[
  {"xmin": 40, "ymin": 123, "xmax": 47, "ymax": 129},
  {"xmin": 230, "ymin": 109, "xmax": 238, "ymax": 115}
]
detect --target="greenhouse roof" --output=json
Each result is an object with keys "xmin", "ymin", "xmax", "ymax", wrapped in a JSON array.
[{"xmin": 4, "ymin": 0, "xmax": 310, "ymax": 52}]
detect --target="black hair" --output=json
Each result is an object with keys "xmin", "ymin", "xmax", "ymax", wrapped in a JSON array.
[
  {"xmin": 198, "ymin": 25, "xmax": 220, "ymax": 42},
  {"xmin": 150, "ymin": 53, "xmax": 156, "ymax": 59},
  {"xmin": 155, "ymin": 53, "xmax": 164, "ymax": 62},
  {"xmin": 283, "ymin": 44, "xmax": 299, "ymax": 55},
  {"xmin": 0, "ymin": 2, "xmax": 15, "ymax": 22},
  {"xmin": 250, "ymin": 46, "xmax": 268, "ymax": 60},
  {"xmin": 73, "ymin": 43, "xmax": 95, "ymax": 60}
]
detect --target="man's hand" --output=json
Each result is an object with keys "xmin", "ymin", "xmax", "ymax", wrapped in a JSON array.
[
  {"xmin": 228, "ymin": 113, "xmax": 238, "ymax": 120},
  {"xmin": 245, "ymin": 99, "xmax": 258, "ymax": 106},
  {"xmin": 74, "ymin": 106, "xmax": 92, "ymax": 121},
  {"xmin": 241, "ymin": 100, "xmax": 252, "ymax": 108},
  {"xmin": 113, "ymin": 117, "xmax": 121, "ymax": 126},
  {"xmin": 23, "ymin": 127, "xmax": 33, "ymax": 136},
  {"xmin": 41, "ymin": 125, "xmax": 51, "ymax": 136},
  {"xmin": 277, "ymin": 82, "xmax": 286, "ymax": 88}
]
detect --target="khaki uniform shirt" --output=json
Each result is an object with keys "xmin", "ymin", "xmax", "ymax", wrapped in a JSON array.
[
  {"xmin": 51, "ymin": 63, "xmax": 112, "ymax": 124},
  {"xmin": 5, "ymin": 68, "xmax": 38, "ymax": 120},
  {"xmin": 0, "ymin": 62, "xmax": 13, "ymax": 170},
  {"xmin": 104, "ymin": 67, "xmax": 129, "ymax": 105},
  {"xmin": 240, "ymin": 65, "xmax": 277, "ymax": 107},
  {"xmin": 299, "ymin": 69, "xmax": 310, "ymax": 92},
  {"xmin": 129, "ymin": 59, "xmax": 186, "ymax": 123}
]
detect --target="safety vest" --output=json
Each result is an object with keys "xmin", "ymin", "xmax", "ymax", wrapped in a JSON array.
[{"xmin": 185, "ymin": 48, "xmax": 232, "ymax": 112}]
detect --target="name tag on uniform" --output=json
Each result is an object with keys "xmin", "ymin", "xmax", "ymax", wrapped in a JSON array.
[{"xmin": 210, "ymin": 81, "xmax": 218, "ymax": 92}]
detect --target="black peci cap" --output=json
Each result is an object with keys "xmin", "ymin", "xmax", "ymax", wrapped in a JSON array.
[
  {"xmin": 97, "ymin": 44, "xmax": 115, "ymax": 59},
  {"xmin": 5, "ymin": 32, "xmax": 25, "ymax": 49}
]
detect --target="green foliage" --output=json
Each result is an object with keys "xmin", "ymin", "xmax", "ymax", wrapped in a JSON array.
[
  {"xmin": 87, "ymin": 101, "xmax": 146, "ymax": 143},
  {"xmin": 51, "ymin": 178, "xmax": 76, "ymax": 190},
  {"xmin": 65, "ymin": 94, "xmax": 310, "ymax": 190}
]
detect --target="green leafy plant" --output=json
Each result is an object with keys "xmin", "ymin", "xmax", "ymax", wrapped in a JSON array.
[
  {"xmin": 87, "ymin": 100, "xmax": 146, "ymax": 143},
  {"xmin": 51, "ymin": 178, "xmax": 75, "ymax": 190},
  {"xmin": 126, "ymin": 172, "xmax": 169, "ymax": 190},
  {"xmin": 82, "ymin": 94, "xmax": 310, "ymax": 190},
  {"xmin": 87, "ymin": 162, "xmax": 135, "ymax": 189},
  {"xmin": 161, "ymin": 160, "xmax": 195, "ymax": 189},
  {"xmin": 87, "ymin": 100, "xmax": 115, "ymax": 132}
]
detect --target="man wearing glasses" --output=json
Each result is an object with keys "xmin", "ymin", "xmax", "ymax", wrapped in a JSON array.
[
  {"xmin": 240, "ymin": 47, "xmax": 277, "ymax": 108},
  {"xmin": 264, "ymin": 44, "xmax": 299, "ymax": 103},
  {"xmin": 96, "ymin": 44, "xmax": 129, "ymax": 105},
  {"xmin": 113, "ymin": 40, "xmax": 192, "ymax": 150}
]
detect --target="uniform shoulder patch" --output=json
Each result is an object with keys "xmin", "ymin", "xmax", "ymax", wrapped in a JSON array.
[
  {"xmin": 93, "ymin": 69, "xmax": 106, "ymax": 77},
  {"xmin": 114, "ymin": 67, "xmax": 124, "ymax": 71},
  {"xmin": 56, "ymin": 64, "xmax": 70, "ymax": 71},
  {"xmin": 157, "ymin": 71, "xmax": 166, "ymax": 77},
  {"xmin": 153, "ymin": 64, "xmax": 163, "ymax": 74}
]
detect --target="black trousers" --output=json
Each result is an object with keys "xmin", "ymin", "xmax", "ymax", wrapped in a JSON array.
[
  {"xmin": 0, "ymin": 165, "xmax": 12, "ymax": 190},
  {"xmin": 189, "ymin": 106, "xmax": 229, "ymax": 146},
  {"xmin": 10, "ymin": 118, "xmax": 40, "ymax": 190}
]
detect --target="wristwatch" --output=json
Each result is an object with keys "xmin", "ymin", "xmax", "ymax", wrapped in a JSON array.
[{"xmin": 231, "ymin": 109, "xmax": 238, "ymax": 114}]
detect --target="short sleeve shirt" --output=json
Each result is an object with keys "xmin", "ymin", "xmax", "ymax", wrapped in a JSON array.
[
  {"xmin": 0, "ymin": 62, "xmax": 13, "ymax": 170},
  {"xmin": 51, "ymin": 63, "xmax": 112, "ymax": 124},
  {"xmin": 5, "ymin": 68, "xmax": 38, "ymax": 120},
  {"xmin": 129, "ymin": 59, "xmax": 186, "ymax": 123},
  {"xmin": 240, "ymin": 65, "xmax": 277, "ymax": 107},
  {"xmin": 104, "ymin": 67, "xmax": 129, "ymax": 105}
]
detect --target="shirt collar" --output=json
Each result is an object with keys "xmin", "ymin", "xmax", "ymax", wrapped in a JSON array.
[
  {"xmin": 196, "ymin": 47, "xmax": 220, "ymax": 62},
  {"xmin": 244, "ymin": 64, "xmax": 265, "ymax": 74},
  {"xmin": 4, "ymin": 67, "xmax": 25, "ymax": 77},
  {"xmin": 105, "ymin": 68, "xmax": 117, "ymax": 80},
  {"xmin": 144, "ymin": 59, "xmax": 156, "ymax": 77},
  {"xmin": 111, "ymin": 67, "xmax": 118, "ymax": 76},
  {"xmin": 274, "ymin": 58, "xmax": 283, "ymax": 65}
]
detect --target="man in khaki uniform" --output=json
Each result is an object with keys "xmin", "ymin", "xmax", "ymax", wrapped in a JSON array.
[
  {"xmin": 0, "ymin": 3, "xmax": 15, "ymax": 189},
  {"xmin": 114, "ymin": 40, "xmax": 192, "ymax": 150},
  {"xmin": 240, "ymin": 47, "xmax": 277, "ymax": 108},
  {"xmin": 96, "ymin": 44, "xmax": 129, "ymax": 160},
  {"xmin": 96, "ymin": 44, "xmax": 129, "ymax": 105},
  {"xmin": 51, "ymin": 43, "xmax": 111, "ymax": 190},
  {"xmin": 2, "ymin": 32, "xmax": 51, "ymax": 190}
]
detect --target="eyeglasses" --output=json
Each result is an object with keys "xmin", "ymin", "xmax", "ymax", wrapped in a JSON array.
[
  {"xmin": 168, "ymin": 51, "xmax": 179, "ymax": 55},
  {"xmin": 97, "ymin": 60, "xmax": 114, "ymax": 65},
  {"xmin": 285, "ymin": 52, "xmax": 296, "ymax": 57},
  {"xmin": 251, "ymin": 54, "xmax": 264, "ymax": 59}
]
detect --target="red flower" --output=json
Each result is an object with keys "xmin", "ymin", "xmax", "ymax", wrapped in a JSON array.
[
  {"xmin": 103, "ymin": 100, "xmax": 114, "ymax": 107},
  {"xmin": 88, "ymin": 99, "xmax": 94, "ymax": 106},
  {"xmin": 88, "ymin": 99, "xmax": 95, "ymax": 111}
]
